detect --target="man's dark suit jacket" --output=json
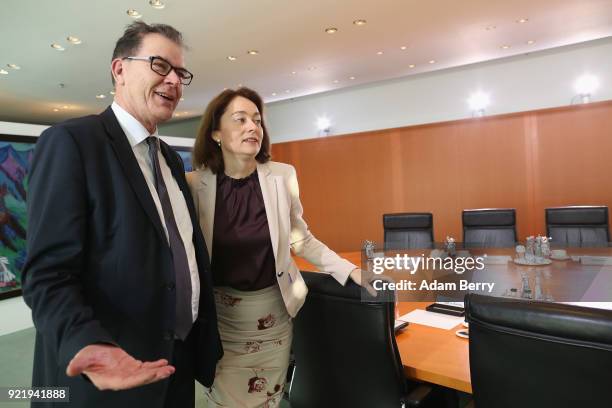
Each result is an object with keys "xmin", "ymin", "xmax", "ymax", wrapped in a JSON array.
[{"xmin": 22, "ymin": 107, "xmax": 223, "ymax": 408}]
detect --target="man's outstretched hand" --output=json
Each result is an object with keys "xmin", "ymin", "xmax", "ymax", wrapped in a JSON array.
[{"xmin": 66, "ymin": 344, "xmax": 175, "ymax": 391}]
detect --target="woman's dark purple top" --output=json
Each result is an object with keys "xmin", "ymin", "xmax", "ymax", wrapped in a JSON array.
[{"xmin": 211, "ymin": 170, "xmax": 277, "ymax": 290}]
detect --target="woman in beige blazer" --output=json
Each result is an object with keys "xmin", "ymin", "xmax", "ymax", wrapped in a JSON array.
[{"xmin": 186, "ymin": 87, "xmax": 372, "ymax": 407}]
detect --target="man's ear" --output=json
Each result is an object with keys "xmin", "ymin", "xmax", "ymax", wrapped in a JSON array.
[{"xmin": 111, "ymin": 58, "xmax": 125, "ymax": 86}]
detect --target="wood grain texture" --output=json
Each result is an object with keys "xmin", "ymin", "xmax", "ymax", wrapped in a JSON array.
[{"xmin": 272, "ymin": 101, "xmax": 612, "ymax": 252}]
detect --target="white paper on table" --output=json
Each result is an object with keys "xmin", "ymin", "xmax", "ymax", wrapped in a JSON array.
[
  {"xmin": 579, "ymin": 256, "xmax": 612, "ymax": 266},
  {"xmin": 483, "ymin": 255, "xmax": 512, "ymax": 265},
  {"xmin": 397, "ymin": 309, "xmax": 465, "ymax": 330}
]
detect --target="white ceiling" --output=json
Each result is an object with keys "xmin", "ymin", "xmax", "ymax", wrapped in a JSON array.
[{"xmin": 1, "ymin": 0, "xmax": 612, "ymax": 125}]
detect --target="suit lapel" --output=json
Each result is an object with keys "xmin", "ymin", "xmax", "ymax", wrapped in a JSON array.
[
  {"xmin": 199, "ymin": 168, "xmax": 216, "ymax": 259},
  {"xmin": 100, "ymin": 107, "xmax": 165, "ymax": 242},
  {"xmin": 258, "ymin": 163, "xmax": 279, "ymax": 260}
]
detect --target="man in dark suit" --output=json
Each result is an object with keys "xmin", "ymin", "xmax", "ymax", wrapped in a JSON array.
[{"xmin": 22, "ymin": 21, "xmax": 222, "ymax": 407}]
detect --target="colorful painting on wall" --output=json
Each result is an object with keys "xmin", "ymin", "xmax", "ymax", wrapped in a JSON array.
[{"xmin": 0, "ymin": 135, "xmax": 37, "ymax": 300}]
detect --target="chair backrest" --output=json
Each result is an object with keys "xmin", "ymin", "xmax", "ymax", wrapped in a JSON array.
[
  {"xmin": 383, "ymin": 212, "xmax": 434, "ymax": 250},
  {"xmin": 466, "ymin": 294, "xmax": 612, "ymax": 408},
  {"xmin": 545, "ymin": 206, "xmax": 610, "ymax": 247},
  {"xmin": 290, "ymin": 272, "xmax": 406, "ymax": 408},
  {"xmin": 462, "ymin": 208, "xmax": 516, "ymax": 248}
]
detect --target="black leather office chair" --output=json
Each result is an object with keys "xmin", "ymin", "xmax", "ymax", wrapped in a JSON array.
[
  {"xmin": 290, "ymin": 272, "xmax": 436, "ymax": 408},
  {"xmin": 462, "ymin": 208, "xmax": 517, "ymax": 248},
  {"xmin": 383, "ymin": 212, "xmax": 434, "ymax": 250},
  {"xmin": 545, "ymin": 206, "xmax": 610, "ymax": 247},
  {"xmin": 466, "ymin": 294, "xmax": 612, "ymax": 408}
]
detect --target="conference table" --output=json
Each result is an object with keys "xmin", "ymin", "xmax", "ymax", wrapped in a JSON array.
[{"xmin": 293, "ymin": 246, "xmax": 612, "ymax": 394}]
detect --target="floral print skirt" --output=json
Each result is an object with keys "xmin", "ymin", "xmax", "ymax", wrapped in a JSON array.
[{"xmin": 205, "ymin": 284, "xmax": 292, "ymax": 408}]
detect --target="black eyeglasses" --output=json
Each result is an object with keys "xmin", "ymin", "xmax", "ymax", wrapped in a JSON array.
[{"xmin": 122, "ymin": 55, "xmax": 194, "ymax": 85}]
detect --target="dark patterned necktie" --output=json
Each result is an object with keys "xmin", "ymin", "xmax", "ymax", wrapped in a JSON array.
[{"xmin": 146, "ymin": 137, "xmax": 192, "ymax": 340}]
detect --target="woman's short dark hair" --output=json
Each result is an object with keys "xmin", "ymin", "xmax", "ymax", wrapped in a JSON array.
[
  {"xmin": 192, "ymin": 87, "xmax": 271, "ymax": 173},
  {"xmin": 111, "ymin": 21, "xmax": 184, "ymax": 85}
]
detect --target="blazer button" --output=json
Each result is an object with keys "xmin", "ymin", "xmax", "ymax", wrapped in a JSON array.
[
  {"xmin": 163, "ymin": 330, "xmax": 174, "ymax": 341},
  {"xmin": 277, "ymin": 271, "xmax": 284, "ymax": 277},
  {"xmin": 166, "ymin": 282, "xmax": 175, "ymax": 290}
]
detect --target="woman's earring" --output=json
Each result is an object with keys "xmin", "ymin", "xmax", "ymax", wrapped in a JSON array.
[{"xmin": 216, "ymin": 139, "xmax": 221, "ymax": 147}]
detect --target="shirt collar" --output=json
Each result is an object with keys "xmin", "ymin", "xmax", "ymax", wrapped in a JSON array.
[{"xmin": 111, "ymin": 101, "xmax": 159, "ymax": 148}]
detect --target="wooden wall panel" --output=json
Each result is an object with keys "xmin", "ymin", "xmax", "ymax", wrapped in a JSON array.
[{"xmin": 270, "ymin": 101, "xmax": 612, "ymax": 252}]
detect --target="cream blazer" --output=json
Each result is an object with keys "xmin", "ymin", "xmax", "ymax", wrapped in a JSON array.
[{"xmin": 186, "ymin": 161, "xmax": 356, "ymax": 317}]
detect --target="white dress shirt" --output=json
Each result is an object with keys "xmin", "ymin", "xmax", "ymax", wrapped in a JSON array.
[{"xmin": 111, "ymin": 102, "xmax": 200, "ymax": 322}]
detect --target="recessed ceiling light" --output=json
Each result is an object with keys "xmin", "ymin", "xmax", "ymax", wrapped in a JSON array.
[
  {"xmin": 110, "ymin": 90, "xmax": 115, "ymax": 95},
  {"xmin": 429, "ymin": 60, "xmax": 436, "ymax": 64},
  {"xmin": 7, "ymin": 63, "xmax": 20, "ymax": 70},
  {"xmin": 0, "ymin": 69, "xmax": 8, "ymax": 75},
  {"xmin": 66, "ymin": 36, "xmax": 82, "ymax": 45},
  {"xmin": 127, "ymin": 9, "xmax": 142, "ymax": 18},
  {"xmin": 227, "ymin": 55, "xmax": 237, "ymax": 61},
  {"xmin": 333, "ymin": 80, "xmax": 339, "ymax": 83},
  {"xmin": 95, "ymin": 94, "xmax": 106, "ymax": 99},
  {"xmin": 247, "ymin": 50, "xmax": 259, "ymax": 55},
  {"xmin": 485, "ymin": 25, "xmax": 496, "ymax": 31},
  {"xmin": 325, "ymin": 27, "xmax": 338, "ymax": 34},
  {"xmin": 307, "ymin": 66, "xmax": 316, "ymax": 71},
  {"xmin": 516, "ymin": 18, "xmax": 529, "ymax": 23},
  {"xmin": 238, "ymin": 83, "xmax": 243, "ymax": 88},
  {"xmin": 349, "ymin": 76, "xmax": 355, "ymax": 80},
  {"xmin": 408, "ymin": 64, "xmax": 416, "ymax": 68},
  {"xmin": 527, "ymin": 40, "xmax": 535, "ymax": 45},
  {"xmin": 53, "ymin": 108, "xmax": 60, "ymax": 112},
  {"xmin": 272, "ymin": 92, "xmax": 277, "ymax": 96},
  {"xmin": 291, "ymin": 71, "xmax": 297, "ymax": 75},
  {"xmin": 500, "ymin": 45, "xmax": 511, "ymax": 49},
  {"xmin": 51, "ymin": 43, "xmax": 65, "ymax": 51},
  {"xmin": 400, "ymin": 46, "xmax": 407, "ymax": 50},
  {"xmin": 149, "ymin": 0, "xmax": 165, "ymax": 9},
  {"xmin": 376, "ymin": 51, "xmax": 384, "ymax": 55},
  {"xmin": 353, "ymin": 19, "xmax": 367, "ymax": 26},
  {"xmin": 285, "ymin": 89, "xmax": 291, "ymax": 93}
]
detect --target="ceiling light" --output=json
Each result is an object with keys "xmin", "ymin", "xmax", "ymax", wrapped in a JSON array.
[
  {"xmin": 353, "ymin": 19, "xmax": 367, "ymax": 26},
  {"xmin": 53, "ymin": 108, "xmax": 60, "ymax": 112},
  {"xmin": 0, "ymin": 69, "xmax": 8, "ymax": 75},
  {"xmin": 517, "ymin": 18, "xmax": 529, "ymax": 23},
  {"xmin": 66, "ymin": 36, "xmax": 82, "ymax": 45},
  {"xmin": 149, "ymin": 0, "xmax": 165, "ymax": 9},
  {"xmin": 526, "ymin": 40, "xmax": 535, "ymax": 45},
  {"xmin": 307, "ymin": 66, "xmax": 316, "ymax": 71},
  {"xmin": 376, "ymin": 51, "xmax": 384, "ymax": 55},
  {"xmin": 227, "ymin": 55, "xmax": 237, "ymax": 61},
  {"xmin": 429, "ymin": 60, "xmax": 436, "ymax": 64},
  {"xmin": 325, "ymin": 27, "xmax": 338, "ymax": 34},
  {"xmin": 238, "ymin": 83, "xmax": 243, "ymax": 88},
  {"xmin": 485, "ymin": 25, "xmax": 496, "ymax": 31},
  {"xmin": 408, "ymin": 64, "xmax": 416, "ymax": 68},
  {"xmin": 7, "ymin": 64, "xmax": 20, "ymax": 70},
  {"xmin": 349, "ymin": 76, "xmax": 355, "ymax": 80},
  {"xmin": 272, "ymin": 92, "xmax": 277, "ymax": 96},
  {"xmin": 51, "ymin": 43, "xmax": 65, "ymax": 51},
  {"xmin": 95, "ymin": 94, "xmax": 106, "ymax": 99},
  {"xmin": 247, "ymin": 50, "xmax": 259, "ymax": 55},
  {"xmin": 400, "ymin": 46, "xmax": 407, "ymax": 50},
  {"xmin": 285, "ymin": 89, "xmax": 291, "ymax": 93},
  {"xmin": 500, "ymin": 45, "xmax": 511, "ymax": 49},
  {"xmin": 62, "ymin": 105, "xmax": 69, "ymax": 109},
  {"xmin": 127, "ymin": 9, "xmax": 142, "ymax": 18},
  {"xmin": 467, "ymin": 91, "xmax": 491, "ymax": 116},
  {"xmin": 333, "ymin": 80, "xmax": 339, "ymax": 84},
  {"xmin": 291, "ymin": 71, "xmax": 297, "ymax": 75}
]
